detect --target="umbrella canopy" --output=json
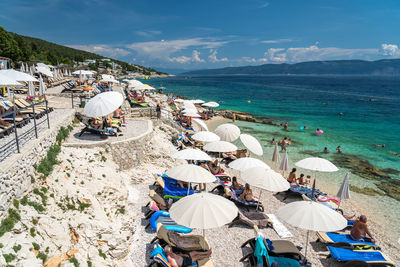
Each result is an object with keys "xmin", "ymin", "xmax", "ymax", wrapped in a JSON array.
[
  {"xmin": 27, "ymin": 81, "xmax": 35, "ymax": 97},
  {"xmin": 192, "ymin": 118, "xmax": 209, "ymax": 132},
  {"xmin": 279, "ymin": 150, "xmax": 289, "ymax": 172},
  {"xmin": 0, "ymin": 69, "xmax": 38, "ymax": 82},
  {"xmin": 191, "ymin": 99, "xmax": 205, "ymax": 104},
  {"xmin": 20, "ymin": 64, "xmax": 25, "ymax": 72},
  {"xmin": 202, "ymin": 101, "xmax": 219, "ymax": 108},
  {"xmin": 272, "ymin": 143, "xmax": 281, "ymax": 163},
  {"xmin": 229, "ymin": 157, "xmax": 270, "ymax": 172},
  {"xmin": 336, "ymin": 173, "xmax": 350, "ymax": 199},
  {"xmin": 172, "ymin": 149, "xmax": 211, "ymax": 161},
  {"xmin": 165, "ymin": 164, "xmax": 216, "ymax": 183},
  {"xmin": 295, "ymin": 157, "xmax": 338, "ymax": 172},
  {"xmin": 83, "ymin": 92, "xmax": 123, "ymax": 118},
  {"xmin": 277, "ymin": 201, "xmax": 347, "ymax": 232},
  {"xmin": 169, "ymin": 193, "xmax": 238, "ymax": 229},
  {"xmin": 38, "ymin": 75, "xmax": 46, "ymax": 95},
  {"xmin": 192, "ymin": 131, "xmax": 220, "ymax": 143},
  {"xmin": 241, "ymin": 167, "xmax": 290, "ymax": 192},
  {"xmin": 214, "ymin": 123, "xmax": 240, "ymax": 142},
  {"xmin": 240, "ymin": 134, "xmax": 263, "ymax": 156},
  {"xmin": 72, "ymin": 70, "xmax": 94, "ymax": 75},
  {"xmin": 0, "ymin": 73, "xmax": 21, "ymax": 86},
  {"xmin": 53, "ymin": 69, "xmax": 58, "ymax": 79},
  {"xmin": 182, "ymin": 111, "xmax": 201, "ymax": 118},
  {"xmin": 203, "ymin": 141, "xmax": 237, "ymax": 153},
  {"xmin": 36, "ymin": 66, "xmax": 53, "ymax": 77},
  {"xmin": 174, "ymin": 99, "xmax": 185, "ymax": 103}
]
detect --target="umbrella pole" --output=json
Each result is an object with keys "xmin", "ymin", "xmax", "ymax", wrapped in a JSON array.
[
  {"xmin": 256, "ymin": 190, "xmax": 262, "ymax": 212},
  {"xmin": 337, "ymin": 197, "xmax": 342, "ymax": 209},
  {"xmin": 203, "ymin": 229, "xmax": 205, "ymax": 237},
  {"xmin": 304, "ymin": 230, "xmax": 309, "ymax": 261},
  {"xmin": 187, "ymin": 183, "xmax": 190, "ymax": 196}
]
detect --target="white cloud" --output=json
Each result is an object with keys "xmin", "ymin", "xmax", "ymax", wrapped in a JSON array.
[
  {"xmin": 127, "ymin": 38, "xmax": 229, "ymax": 59},
  {"xmin": 260, "ymin": 45, "xmax": 378, "ymax": 63},
  {"xmin": 261, "ymin": 39, "xmax": 293, "ymax": 44},
  {"xmin": 381, "ymin": 44, "xmax": 400, "ymax": 57},
  {"xmin": 135, "ymin": 30, "xmax": 162, "ymax": 38},
  {"xmin": 168, "ymin": 50, "xmax": 205, "ymax": 64},
  {"xmin": 68, "ymin": 44, "xmax": 131, "ymax": 57},
  {"xmin": 208, "ymin": 50, "xmax": 229, "ymax": 62}
]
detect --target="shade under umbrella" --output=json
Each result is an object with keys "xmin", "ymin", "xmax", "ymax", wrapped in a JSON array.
[
  {"xmin": 272, "ymin": 143, "xmax": 281, "ymax": 164},
  {"xmin": 295, "ymin": 157, "xmax": 338, "ymax": 172},
  {"xmin": 229, "ymin": 157, "xmax": 270, "ymax": 172},
  {"xmin": 203, "ymin": 141, "xmax": 237, "ymax": 153},
  {"xmin": 277, "ymin": 201, "xmax": 347, "ymax": 259},
  {"xmin": 192, "ymin": 118, "xmax": 209, "ymax": 132},
  {"xmin": 241, "ymin": 167, "xmax": 289, "ymax": 192},
  {"xmin": 240, "ymin": 134, "xmax": 263, "ymax": 156},
  {"xmin": 83, "ymin": 91, "xmax": 123, "ymax": 117},
  {"xmin": 172, "ymin": 149, "xmax": 211, "ymax": 161},
  {"xmin": 214, "ymin": 123, "xmax": 240, "ymax": 142},
  {"xmin": 165, "ymin": 164, "xmax": 216, "ymax": 183},
  {"xmin": 192, "ymin": 131, "xmax": 220, "ymax": 143},
  {"xmin": 169, "ymin": 193, "xmax": 238, "ymax": 230},
  {"xmin": 279, "ymin": 150, "xmax": 289, "ymax": 172}
]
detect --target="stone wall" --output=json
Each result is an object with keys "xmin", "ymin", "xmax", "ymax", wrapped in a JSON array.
[{"xmin": 0, "ymin": 109, "xmax": 75, "ymax": 219}]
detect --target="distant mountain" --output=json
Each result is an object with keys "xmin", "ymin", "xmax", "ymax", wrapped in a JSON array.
[
  {"xmin": 182, "ymin": 59, "xmax": 400, "ymax": 76},
  {"xmin": 0, "ymin": 26, "xmax": 165, "ymax": 75}
]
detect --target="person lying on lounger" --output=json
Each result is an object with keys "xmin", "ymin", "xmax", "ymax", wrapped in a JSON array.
[
  {"xmin": 240, "ymin": 183, "xmax": 254, "ymax": 202},
  {"xmin": 350, "ymin": 215, "xmax": 375, "ymax": 243},
  {"xmin": 207, "ymin": 159, "xmax": 224, "ymax": 175},
  {"xmin": 231, "ymin": 176, "xmax": 244, "ymax": 194},
  {"xmin": 165, "ymin": 245, "xmax": 211, "ymax": 267},
  {"xmin": 88, "ymin": 118, "xmax": 103, "ymax": 129}
]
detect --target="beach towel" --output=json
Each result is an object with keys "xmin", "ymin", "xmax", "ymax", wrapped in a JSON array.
[
  {"xmin": 163, "ymin": 183, "xmax": 194, "ymax": 200},
  {"xmin": 255, "ymin": 236, "xmax": 300, "ymax": 267},
  {"xmin": 325, "ymin": 232, "xmax": 375, "ymax": 246},
  {"xmin": 328, "ymin": 246, "xmax": 387, "ymax": 262},
  {"xmin": 267, "ymin": 214, "xmax": 293, "ymax": 238}
]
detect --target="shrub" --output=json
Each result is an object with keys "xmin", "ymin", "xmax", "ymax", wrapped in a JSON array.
[
  {"xmin": 32, "ymin": 242, "xmax": 40, "ymax": 250},
  {"xmin": 12, "ymin": 199, "xmax": 19, "ymax": 209},
  {"xmin": 3, "ymin": 253, "xmax": 16, "ymax": 263},
  {"xmin": 30, "ymin": 227, "xmax": 36, "ymax": 237},
  {"xmin": 0, "ymin": 209, "xmax": 21, "ymax": 237},
  {"xmin": 12, "ymin": 244, "xmax": 21, "ymax": 253},
  {"xmin": 98, "ymin": 249, "xmax": 107, "ymax": 259},
  {"xmin": 69, "ymin": 257, "xmax": 80, "ymax": 267}
]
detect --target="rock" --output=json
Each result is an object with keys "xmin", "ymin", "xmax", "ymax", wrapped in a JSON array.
[
  {"xmin": 16, "ymin": 258, "xmax": 42, "ymax": 267},
  {"xmin": 109, "ymin": 246, "xmax": 129, "ymax": 259}
]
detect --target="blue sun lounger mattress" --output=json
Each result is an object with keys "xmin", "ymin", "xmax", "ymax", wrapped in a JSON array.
[
  {"xmin": 328, "ymin": 246, "xmax": 387, "ymax": 263},
  {"xmin": 326, "ymin": 232, "xmax": 376, "ymax": 246},
  {"xmin": 150, "ymin": 211, "xmax": 192, "ymax": 233}
]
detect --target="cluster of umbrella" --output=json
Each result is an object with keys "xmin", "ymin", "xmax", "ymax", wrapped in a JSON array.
[
  {"xmin": 123, "ymin": 79, "xmax": 155, "ymax": 91},
  {"xmin": 0, "ymin": 68, "xmax": 48, "ymax": 96}
]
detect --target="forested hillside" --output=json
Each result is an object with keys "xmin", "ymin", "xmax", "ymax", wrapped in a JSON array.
[{"xmin": 0, "ymin": 26, "xmax": 164, "ymax": 75}]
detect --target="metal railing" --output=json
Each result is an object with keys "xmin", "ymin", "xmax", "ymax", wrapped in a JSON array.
[{"xmin": 0, "ymin": 100, "xmax": 50, "ymax": 162}]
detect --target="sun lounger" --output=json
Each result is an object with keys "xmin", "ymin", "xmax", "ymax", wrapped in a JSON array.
[
  {"xmin": 145, "ymin": 190, "xmax": 169, "ymax": 219},
  {"xmin": 282, "ymin": 186, "xmax": 327, "ymax": 201},
  {"xmin": 241, "ymin": 237, "xmax": 302, "ymax": 267},
  {"xmin": 229, "ymin": 211, "xmax": 273, "ymax": 229},
  {"xmin": 327, "ymin": 246, "xmax": 395, "ymax": 266},
  {"xmin": 147, "ymin": 211, "xmax": 192, "ymax": 233},
  {"xmin": 316, "ymin": 232, "xmax": 378, "ymax": 248},
  {"xmin": 151, "ymin": 224, "xmax": 210, "ymax": 251},
  {"xmin": 148, "ymin": 244, "xmax": 213, "ymax": 267}
]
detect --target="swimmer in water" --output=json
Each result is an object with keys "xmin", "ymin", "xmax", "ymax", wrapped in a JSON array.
[
  {"xmin": 336, "ymin": 145, "xmax": 342, "ymax": 153},
  {"xmin": 372, "ymin": 144, "xmax": 386, "ymax": 148},
  {"xmin": 389, "ymin": 151, "xmax": 400, "ymax": 157},
  {"xmin": 339, "ymin": 112, "xmax": 344, "ymax": 116},
  {"xmin": 323, "ymin": 147, "xmax": 329, "ymax": 153},
  {"xmin": 283, "ymin": 122, "xmax": 288, "ymax": 130}
]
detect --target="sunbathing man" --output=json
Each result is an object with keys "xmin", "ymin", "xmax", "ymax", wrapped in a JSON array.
[
  {"xmin": 165, "ymin": 245, "xmax": 211, "ymax": 267},
  {"xmin": 350, "ymin": 215, "xmax": 375, "ymax": 243},
  {"xmin": 114, "ymin": 106, "xmax": 126, "ymax": 124},
  {"xmin": 88, "ymin": 118, "xmax": 103, "ymax": 129}
]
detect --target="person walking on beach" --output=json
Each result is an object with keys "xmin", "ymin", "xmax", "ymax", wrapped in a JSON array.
[
  {"xmin": 350, "ymin": 215, "xmax": 375, "ymax": 243},
  {"xmin": 156, "ymin": 103, "xmax": 161, "ymax": 119},
  {"xmin": 336, "ymin": 145, "xmax": 342, "ymax": 153}
]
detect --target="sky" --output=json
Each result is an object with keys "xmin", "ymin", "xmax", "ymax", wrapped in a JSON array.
[{"xmin": 1, "ymin": 0, "xmax": 400, "ymax": 72}]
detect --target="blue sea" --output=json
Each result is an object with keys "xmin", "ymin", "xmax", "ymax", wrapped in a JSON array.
[{"xmin": 145, "ymin": 75, "xmax": 400, "ymax": 233}]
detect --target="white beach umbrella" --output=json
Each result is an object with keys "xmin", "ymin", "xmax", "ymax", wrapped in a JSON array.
[
  {"xmin": 241, "ymin": 167, "xmax": 289, "ymax": 192},
  {"xmin": 229, "ymin": 157, "xmax": 270, "ymax": 172},
  {"xmin": 172, "ymin": 149, "xmax": 211, "ymax": 161},
  {"xmin": 182, "ymin": 111, "xmax": 201, "ymax": 117},
  {"xmin": 64, "ymin": 69, "xmax": 68, "ymax": 76},
  {"xmin": 272, "ymin": 143, "xmax": 281, "ymax": 164},
  {"xmin": 191, "ymin": 99, "xmax": 205, "ymax": 104},
  {"xmin": 240, "ymin": 134, "xmax": 263, "ymax": 156},
  {"xmin": 36, "ymin": 66, "xmax": 53, "ymax": 77},
  {"xmin": 214, "ymin": 123, "xmax": 240, "ymax": 142},
  {"xmin": 336, "ymin": 173, "xmax": 350, "ymax": 208},
  {"xmin": 192, "ymin": 131, "xmax": 220, "ymax": 143},
  {"xmin": 38, "ymin": 75, "xmax": 46, "ymax": 95},
  {"xmin": 25, "ymin": 63, "xmax": 29, "ymax": 73},
  {"xmin": 279, "ymin": 150, "xmax": 289, "ymax": 173},
  {"xmin": 192, "ymin": 118, "xmax": 209, "ymax": 132},
  {"xmin": 174, "ymin": 99, "xmax": 185, "ymax": 103},
  {"xmin": 83, "ymin": 91, "xmax": 123, "ymax": 118},
  {"xmin": 203, "ymin": 141, "xmax": 237, "ymax": 153},
  {"xmin": 72, "ymin": 70, "xmax": 94, "ymax": 75},
  {"xmin": 0, "ymin": 73, "xmax": 22, "ymax": 86},
  {"xmin": 277, "ymin": 201, "xmax": 347, "ymax": 259},
  {"xmin": 165, "ymin": 164, "xmax": 216, "ymax": 184},
  {"xmin": 27, "ymin": 81, "xmax": 35, "ymax": 97},
  {"xmin": 20, "ymin": 63, "xmax": 25, "ymax": 72},
  {"xmin": 30, "ymin": 65, "xmax": 35, "ymax": 76},
  {"xmin": 295, "ymin": 157, "xmax": 339, "ymax": 172},
  {"xmin": 53, "ymin": 69, "xmax": 58, "ymax": 79},
  {"xmin": 202, "ymin": 101, "xmax": 219, "ymax": 108},
  {"xmin": 79, "ymin": 70, "xmax": 83, "ymax": 83},
  {"xmin": 170, "ymin": 193, "xmax": 238, "ymax": 231},
  {"xmin": 183, "ymin": 101, "xmax": 197, "ymax": 111},
  {"xmin": 0, "ymin": 69, "xmax": 38, "ymax": 82}
]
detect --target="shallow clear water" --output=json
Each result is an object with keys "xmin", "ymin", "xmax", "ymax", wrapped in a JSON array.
[{"xmin": 146, "ymin": 75, "xmax": 400, "ymax": 233}]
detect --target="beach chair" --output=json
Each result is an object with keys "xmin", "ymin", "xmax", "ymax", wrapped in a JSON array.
[
  {"xmin": 144, "ymin": 190, "xmax": 169, "ymax": 219},
  {"xmin": 18, "ymin": 98, "xmax": 53, "ymax": 112},
  {"xmin": 146, "ymin": 211, "xmax": 192, "ymax": 233},
  {"xmin": 228, "ymin": 210, "xmax": 273, "ymax": 229},
  {"xmin": 148, "ymin": 244, "xmax": 213, "ymax": 267},
  {"xmin": 14, "ymin": 99, "xmax": 46, "ymax": 118},
  {"xmin": 151, "ymin": 224, "xmax": 210, "ymax": 251},
  {"xmin": 241, "ymin": 237, "xmax": 302, "ymax": 267},
  {"xmin": 327, "ymin": 246, "xmax": 395, "ymax": 266},
  {"xmin": 75, "ymin": 113, "xmax": 116, "ymax": 138},
  {"xmin": 316, "ymin": 232, "xmax": 378, "ymax": 249}
]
